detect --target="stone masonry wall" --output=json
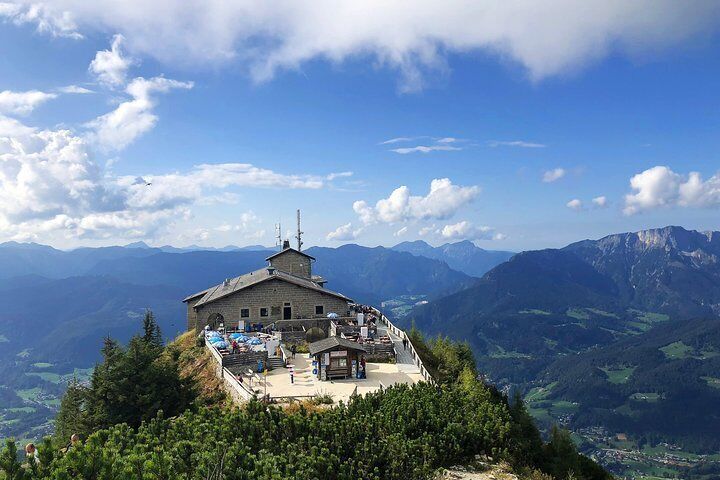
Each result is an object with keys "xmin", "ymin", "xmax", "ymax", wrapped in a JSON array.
[
  {"xmin": 191, "ymin": 278, "xmax": 349, "ymax": 331},
  {"xmin": 269, "ymin": 250, "xmax": 312, "ymax": 278}
]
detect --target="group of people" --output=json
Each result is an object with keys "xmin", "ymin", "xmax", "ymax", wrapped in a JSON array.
[{"xmin": 23, "ymin": 434, "xmax": 81, "ymax": 467}]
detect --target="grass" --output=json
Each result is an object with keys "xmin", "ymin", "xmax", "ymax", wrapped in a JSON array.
[
  {"xmin": 26, "ymin": 372, "xmax": 62, "ymax": 383},
  {"xmin": 566, "ymin": 307, "xmax": 590, "ymax": 320},
  {"xmin": 524, "ymin": 382, "xmax": 557, "ymax": 403},
  {"xmin": 16, "ymin": 388, "xmax": 41, "ymax": 402},
  {"xmin": 600, "ymin": 365, "xmax": 636, "ymax": 384},
  {"xmin": 7, "ymin": 407, "xmax": 35, "ymax": 413},
  {"xmin": 489, "ymin": 345, "xmax": 532, "ymax": 359},
  {"xmin": 586, "ymin": 308, "xmax": 619, "ymax": 319},
  {"xmin": 659, "ymin": 341, "xmax": 718, "ymax": 360},
  {"xmin": 701, "ymin": 376, "xmax": 720, "ymax": 389},
  {"xmin": 31, "ymin": 362, "xmax": 54, "ymax": 368},
  {"xmin": 659, "ymin": 341, "xmax": 694, "ymax": 359},
  {"xmin": 519, "ymin": 309, "xmax": 551, "ymax": 315}
]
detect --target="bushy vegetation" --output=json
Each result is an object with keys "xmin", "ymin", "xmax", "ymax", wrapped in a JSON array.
[{"xmin": 0, "ymin": 314, "xmax": 610, "ymax": 480}]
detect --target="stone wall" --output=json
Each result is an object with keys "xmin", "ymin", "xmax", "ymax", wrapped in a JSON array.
[
  {"xmin": 191, "ymin": 278, "xmax": 349, "ymax": 331},
  {"xmin": 269, "ymin": 250, "xmax": 312, "ymax": 278}
]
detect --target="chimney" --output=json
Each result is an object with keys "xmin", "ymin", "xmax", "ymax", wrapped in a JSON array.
[
  {"xmin": 282, "ymin": 239, "xmax": 291, "ymax": 250},
  {"xmin": 267, "ymin": 266, "xmax": 276, "ymax": 275}
]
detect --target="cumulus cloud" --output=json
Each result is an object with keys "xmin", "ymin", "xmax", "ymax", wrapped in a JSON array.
[
  {"xmin": 353, "ymin": 178, "xmax": 479, "ymax": 225},
  {"xmin": 89, "ymin": 34, "xmax": 132, "ymax": 87},
  {"xmin": 623, "ymin": 166, "xmax": 720, "ymax": 215},
  {"xmin": 566, "ymin": 198, "xmax": 583, "ymax": 211},
  {"xmin": 592, "ymin": 195, "xmax": 608, "ymax": 208},
  {"xmin": 0, "ymin": 90, "xmax": 57, "ymax": 115},
  {"xmin": 214, "ymin": 212, "xmax": 266, "ymax": 240},
  {"xmin": 87, "ymin": 76, "xmax": 193, "ymax": 151},
  {"xmin": 542, "ymin": 168, "xmax": 566, "ymax": 183},
  {"xmin": 440, "ymin": 220, "xmax": 495, "ymax": 241},
  {"xmin": 488, "ymin": 140, "xmax": 546, "ymax": 148},
  {"xmin": 0, "ymin": 115, "xmax": 334, "ymax": 242},
  {"xmin": 6, "ymin": 1, "xmax": 719, "ymax": 90},
  {"xmin": 326, "ymin": 222, "xmax": 362, "ymax": 241}
]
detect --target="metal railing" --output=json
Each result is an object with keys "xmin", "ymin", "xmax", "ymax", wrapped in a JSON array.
[{"xmin": 370, "ymin": 307, "xmax": 434, "ymax": 383}]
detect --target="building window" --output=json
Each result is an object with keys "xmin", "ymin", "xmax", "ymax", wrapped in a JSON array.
[
  {"xmin": 315, "ymin": 305, "xmax": 324, "ymax": 315},
  {"xmin": 240, "ymin": 308, "xmax": 250, "ymax": 318},
  {"xmin": 260, "ymin": 307, "xmax": 269, "ymax": 317}
]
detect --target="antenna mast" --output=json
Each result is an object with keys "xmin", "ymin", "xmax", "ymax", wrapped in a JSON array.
[
  {"xmin": 295, "ymin": 209, "xmax": 303, "ymax": 251},
  {"xmin": 275, "ymin": 221, "xmax": 282, "ymax": 250}
]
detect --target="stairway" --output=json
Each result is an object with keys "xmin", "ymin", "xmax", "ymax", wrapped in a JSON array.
[{"xmin": 267, "ymin": 356, "xmax": 285, "ymax": 370}]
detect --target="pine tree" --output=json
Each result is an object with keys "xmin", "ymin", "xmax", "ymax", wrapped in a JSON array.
[
  {"xmin": 142, "ymin": 309, "xmax": 163, "ymax": 349},
  {"xmin": 54, "ymin": 378, "xmax": 87, "ymax": 445}
]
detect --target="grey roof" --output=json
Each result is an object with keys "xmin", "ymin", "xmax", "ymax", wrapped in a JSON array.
[
  {"xmin": 309, "ymin": 336, "xmax": 368, "ymax": 356},
  {"xmin": 265, "ymin": 247, "xmax": 315, "ymax": 262},
  {"xmin": 184, "ymin": 267, "xmax": 352, "ymax": 307}
]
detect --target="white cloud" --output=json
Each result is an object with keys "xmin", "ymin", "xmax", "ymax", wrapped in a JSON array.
[
  {"xmin": 394, "ymin": 226, "xmax": 408, "ymax": 237},
  {"xmin": 354, "ymin": 178, "xmax": 479, "ymax": 225},
  {"xmin": 89, "ymin": 34, "xmax": 132, "ymax": 87},
  {"xmin": 390, "ymin": 145, "xmax": 462, "ymax": 154},
  {"xmin": 214, "ymin": 213, "xmax": 265, "ymax": 240},
  {"xmin": 566, "ymin": 198, "xmax": 583, "ymax": 211},
  {"xmin": 86, "ymin": 76, "xmax": 193, "ymax": 151},
  {"xmin": 0, "ymin": 90, "xmax": 57, "ymax": 115},
  {"xmin": 542, "ymin": 168, "xmax": 566, "ymax": 183},
  {"xmin": 489, "ymin": 140, "xmax": 546, "ymax": 148},
  {"xmin": 418, "ymin": 225, "xmax": 435, "ymax": 236},
  {"xmin": 326, "ymin": 171, "xmax": 353, "ymax": 181},
  {"xmin": 592, "ymin": 195, "xmax": 608, "ymax": 208},
  {"xmin": 380, "ymin": 137, "xmax": 418, "ymax": 145},
  {"xmin": 6, "ymin": 1, "xmax": 718, "ymax": 90},
  {"xmin": 0, "ymin": 2, "xmax": 82, "ymax": 39},
  {"xmin": 623, "ymin": 166, "xmax": 720, "ymax": 215},
  {"xmin": 58, "ymin": 85, "xmax": 94, "ymax": 94},
  {"xmin": 440, "ymin": 220, "xmax": 495, "ymax": 241},
  {"xmin": 0, "ymin": 115, "xmax": 335, "ymax": 242},
  {"xmin": 326, "ymin": 222, "xmax": 362, "ymax": 241}
]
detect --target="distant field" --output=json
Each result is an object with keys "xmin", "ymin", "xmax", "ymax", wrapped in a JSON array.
[{"xmin": 600, "ymin": 365, "xmax": 636, "ymax": 384}]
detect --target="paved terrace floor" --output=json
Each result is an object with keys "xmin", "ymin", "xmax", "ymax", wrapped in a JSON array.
[
  {"xmin": 256, "ymin": 353, "xmax": 423, "ymax": 403},
  {"xmin": 376, "ymin": 322, "xmax": 421, "ymax": 374}
]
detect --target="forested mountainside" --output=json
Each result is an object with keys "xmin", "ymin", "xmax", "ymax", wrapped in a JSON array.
[
  {"xmin": 407, "ymin": 226, "xmax": 720, "ymax": 479},
  {"xmin": 392, "ymin": 239, "xmax": 514, "ymax": 277},
  {"xmin": 409, "ymin": 226, "xmax": 720, "ymax": 382}
]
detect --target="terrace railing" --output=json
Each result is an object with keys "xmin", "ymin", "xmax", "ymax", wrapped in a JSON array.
[{"xmin": 370, "ymin": 307, "xmax": 434, "ymax": 383}]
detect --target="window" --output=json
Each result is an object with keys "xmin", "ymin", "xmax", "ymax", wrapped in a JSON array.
[
  {"xmin": 260, "ymin": 307, "xmax": 269, "ymax": 317},
  {"xmin": 240, "ymin": 308, "xmax": 250, "ymax": 318},
  {"xmin": 315, "ymin": 305, "xmax": 324, "ymax": 315}
]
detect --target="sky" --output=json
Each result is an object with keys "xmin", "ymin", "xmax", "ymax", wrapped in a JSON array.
[{"xmin": 1, "ymin": 1, "xmax": 720, "ymax": 252}]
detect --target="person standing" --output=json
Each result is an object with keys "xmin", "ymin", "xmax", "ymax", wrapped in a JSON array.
[{"xmin": 291, "ymin": 344, "xmax": 296, "ymax": 358}]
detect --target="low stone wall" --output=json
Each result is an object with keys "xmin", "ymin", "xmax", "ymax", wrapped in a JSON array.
[
  {"xmin": 205, "ymin": 342, "xmax": 256, "ymax": 402},
  {"xmin": 222, "ymin": 350, "xmax": 268, "ymax": 373}
]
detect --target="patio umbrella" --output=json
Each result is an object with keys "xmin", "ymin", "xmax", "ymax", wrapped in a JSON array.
[
  {"xmin": 214, "ymin": 341, "xmax": 228, "ymax": 349},
  {"xmin": 326, "ymin": 312, "xmax": 339, "ymax": 319},
  {"xmin": 249, "ymin": 338, "xmax": 263, "ymax": 345}
]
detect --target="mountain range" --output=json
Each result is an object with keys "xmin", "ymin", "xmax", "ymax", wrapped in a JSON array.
[
  {"xmin": 405, "ymin": 225, "xmax": 720, "ymax": 477},
  {"xmin": 391, "ymin": 239, "xmax": 514, "ymax": 277},
  {"xmin": 2, "ymin": 227, "xmax": 719, "ymax": 478}
]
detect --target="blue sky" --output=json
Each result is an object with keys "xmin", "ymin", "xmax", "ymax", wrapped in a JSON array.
[{"xmin": 1, "ymin": 2, "xmax": 720, "ymax": 251}]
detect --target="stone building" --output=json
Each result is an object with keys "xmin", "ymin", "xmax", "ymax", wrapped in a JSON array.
[{"xmin": 184, "ymin": 242, "xmax": 353, "ymax": 331}]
